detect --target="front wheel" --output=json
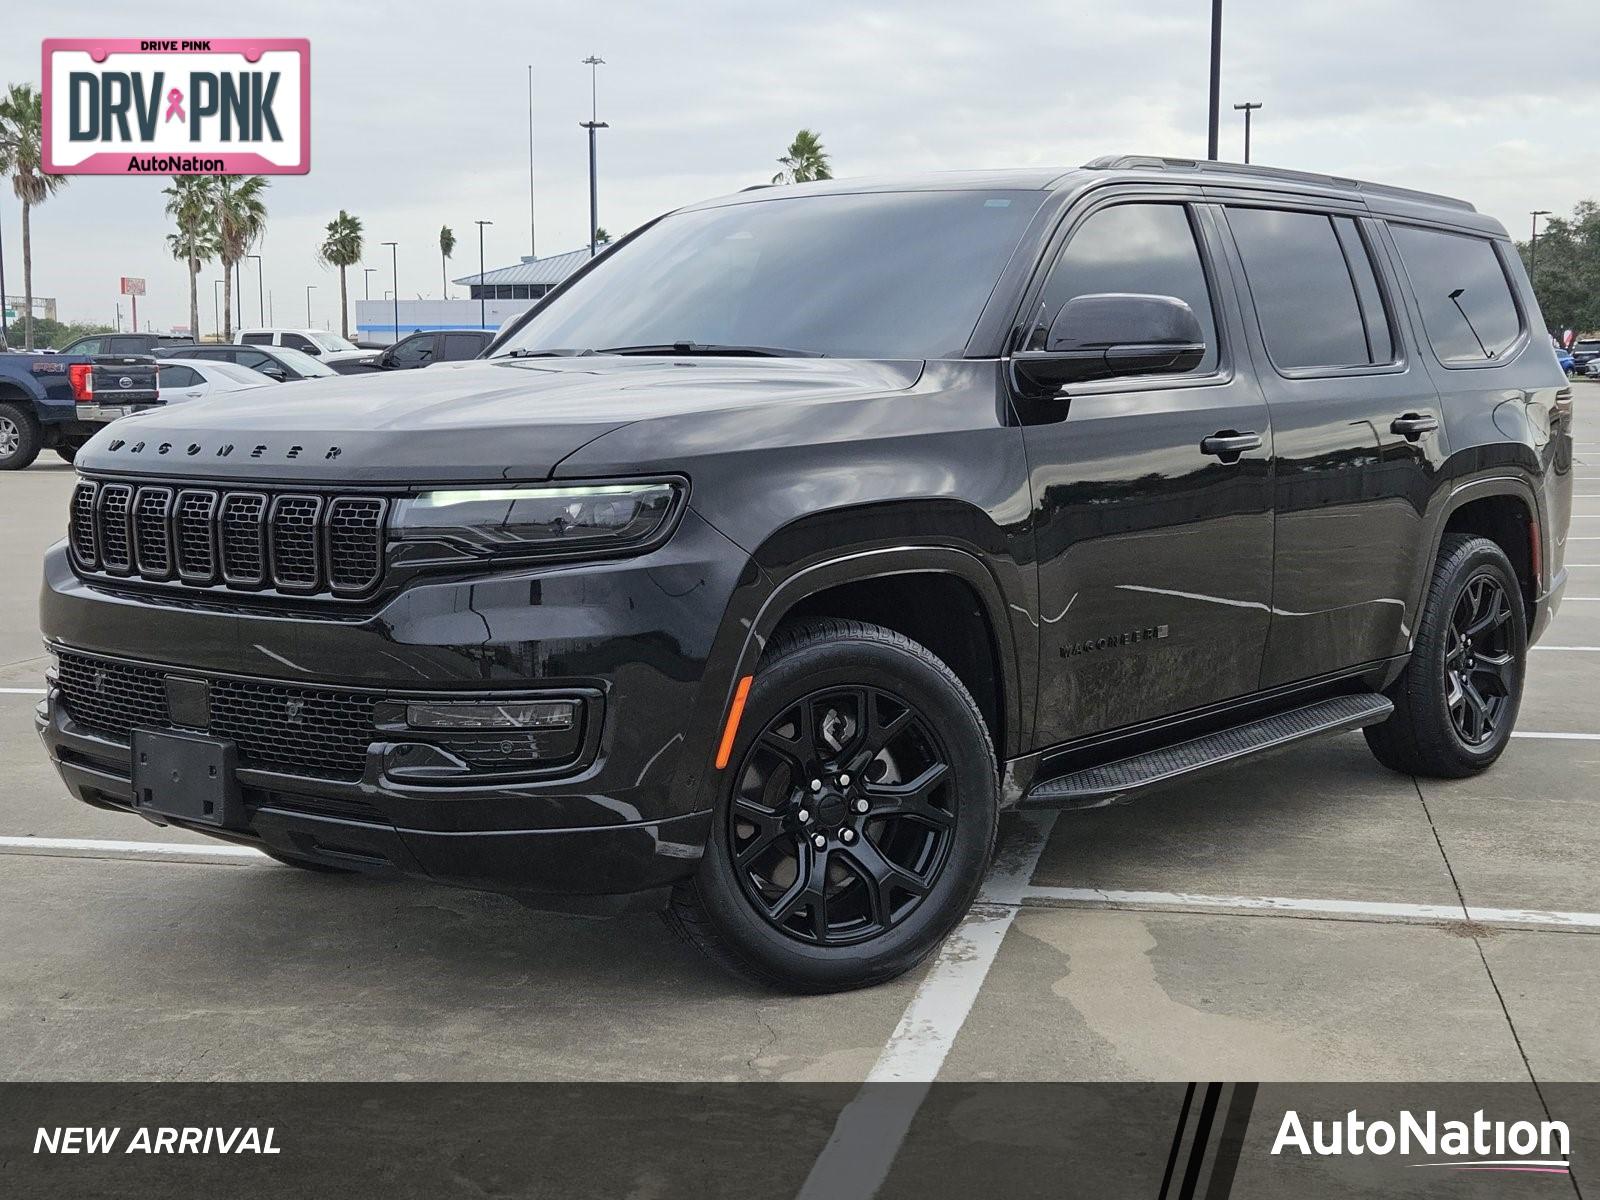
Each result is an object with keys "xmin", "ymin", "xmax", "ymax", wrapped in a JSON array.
[
  {"xmin": 665, "ymin": 618, "xmax": 998, "ymax": 992},
  {"xmin": 1365, "ymin": 534, "xmax": 1527, "ymax": 777}
]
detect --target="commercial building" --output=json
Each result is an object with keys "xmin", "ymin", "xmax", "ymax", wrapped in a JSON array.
[{"xmin": 352, "ymin": 248, "xmax": 591, "ymax": 344}]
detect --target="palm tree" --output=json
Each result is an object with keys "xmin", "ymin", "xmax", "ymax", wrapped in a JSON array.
[
  {"xmin": 439, "ymin": 225, "xmax": 455, "ymax": 300},
  {"xmin": 213, "ymin": 176, "xmax": 268, "ymax": 340},
  {"xmin": 772, "ymin": 129, "xmax": 832, "ymax": 185},
  {"xmin": 318, "ymin": 210, "xmax": 364, "ymax": 340},
  {"xmin": 594, "ymin": 226, "xmax": 612, "ymax": 245},
  {"xmin": 0, "ymin": 84, "xmax": 70, "ymax": 350},
  {"xmin": 163, "ymin": 177, "xmax": 218, "ymax": 340}
]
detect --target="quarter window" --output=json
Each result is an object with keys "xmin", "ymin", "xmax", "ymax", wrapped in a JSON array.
[
  {"xmin": 1227, "ymin": 207, "xmax": 1374, "ymax": 370},
  {"xmin": 1033, "ymin": 203, "xmax": 1219, "ymax": 374},
  {"xmin": 241, "ymin": 332, "xmax": 274, "ymax": 345},
  {"xmin": 1389, "ymin": 225, "xmax": 1522, "ymax": 365}
]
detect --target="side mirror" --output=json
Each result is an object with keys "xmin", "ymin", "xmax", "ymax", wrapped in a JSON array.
[
  {"xmin": 1013, "ymin": 293, "xmax": 1206, "ymax": 391},
  {"xmin": 261, "ymin": 365, "xmax": 287, "ymax": 381}
]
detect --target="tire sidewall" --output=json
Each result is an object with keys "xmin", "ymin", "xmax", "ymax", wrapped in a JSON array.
[
  {"xmin": 0, "ymin": 404, "xmax": 41, "ymax": 471},
  {"xmin": 1420, "ymin": 543, "xmax": 1527, "ymax": 767},
  {"xmin": 696, "ymin": 634, "xmax": 996, "ymax": 990}
]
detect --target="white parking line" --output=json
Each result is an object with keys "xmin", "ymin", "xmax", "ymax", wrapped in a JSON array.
[
  {"xmin": 0, "ymin": 835, "xmax": 264, "ymax": 865},
  {"xmin": 1531, "ymin": 645, "xmax": 1600, "ymax": 652},
  {"xmin": 794, "ymin": 812, "xmax": 1056, "ymax": 1200},
  {"xmin": 1020, "ymin": 886, "xmax": 1600, "ymax": 932},
  {"xmin": 1510, "ymin": 731, "xmax": 1600, "ymax": 741},
  {"xmin": 0, "ymin": 687, "xmax": 45, "ymax": 695}
]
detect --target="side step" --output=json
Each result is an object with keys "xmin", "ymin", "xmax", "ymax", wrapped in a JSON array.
[{"xmin": 1021, "ymin": 693, "xmax": 1394, "ymax": 811}]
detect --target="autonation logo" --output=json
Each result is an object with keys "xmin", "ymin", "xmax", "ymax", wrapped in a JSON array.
[{"xmin": 1272, "ymin": 1109, "xmax": 1571, "ymax": 1175}]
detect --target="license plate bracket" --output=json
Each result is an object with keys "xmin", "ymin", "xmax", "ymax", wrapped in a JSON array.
[{"xmin": 131, "ymin": 730, "xmax": 241, "ymax": 828}]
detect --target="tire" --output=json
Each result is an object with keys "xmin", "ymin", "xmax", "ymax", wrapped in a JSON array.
[
  {"xmin": 665, "ymin": 618, "xmax": 998, "ymax": 993},
  {"xmin": 54, "ymin": 441, "xmax": 85, "ymax": 464},
  {"xmin": 0, "ymin": 402, "xmax": 41, "ymax": 470},
  {"xmin": 262, "ymin": 849, "xmax": 360, "ymax": 874},
  {"xmin": 1365, "ymin": 534, "xmax": 1527, "ymax": 778}
]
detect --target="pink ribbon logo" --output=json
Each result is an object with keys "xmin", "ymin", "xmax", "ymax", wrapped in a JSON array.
[{"xmin": 164, "ymin": 88, "xmax": 185, "ymax": 123}]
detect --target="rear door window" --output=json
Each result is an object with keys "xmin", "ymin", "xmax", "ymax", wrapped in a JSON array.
[
  {"xmin": 1225, "ymin": 207, "xmax": 1379, "ymax": 370},
  {"xmin": 1388, "ymin": 225, "xmax": 1522, "ymax": 365},
  {"xmin": 158, "ymin": 366, "xmax": 201, "ymax": 388},
  {"xmin": 1032, "ymin": 202, "xmax": 1219, "ymax": 375}
]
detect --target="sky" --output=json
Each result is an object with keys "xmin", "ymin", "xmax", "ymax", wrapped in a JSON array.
[{"xmin": 3, "ymin": 0, "xmax": 1598, "ymax": 334}]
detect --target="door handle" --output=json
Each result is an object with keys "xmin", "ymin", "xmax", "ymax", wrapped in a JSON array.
[
  {"xmin": 1200, "ymin": 431, "xmax": 1263, "ymax": 460},
  {"xmin": 1391, "ymin": 413, "xmax": 1438, "ymax": 440}
]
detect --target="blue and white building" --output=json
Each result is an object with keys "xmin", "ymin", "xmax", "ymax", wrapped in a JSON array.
[{"xmin": 353, "ymin": 248, "xmax": 592, "ymax": 344}]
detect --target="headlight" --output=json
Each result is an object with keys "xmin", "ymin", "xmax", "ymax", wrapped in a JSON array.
[{"xmin": 391, "ymin": 480, "xmax": 683, "ymax": 563}]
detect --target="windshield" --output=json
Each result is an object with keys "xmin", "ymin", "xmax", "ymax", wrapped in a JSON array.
[
  {"xmin": 308, "ymin": 331, "xmax": 358, "ymax": 352},
  {"xmin": 496, "ymin": 189, "xmax": 1046, "ymax": 360},
  {"xmin": 273, "ymin": 347, "xmax": 336, "ymax": 376}
]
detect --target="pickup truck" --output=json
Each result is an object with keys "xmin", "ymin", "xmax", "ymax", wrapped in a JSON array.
[{"xmin": 0, "ymin": 352, "xmax": 162, "ymax": 469}]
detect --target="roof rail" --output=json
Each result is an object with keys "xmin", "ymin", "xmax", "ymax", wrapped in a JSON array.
[{"xmin": 1079, "ymin": 155, "xmax": 1475, "ymax": 212}]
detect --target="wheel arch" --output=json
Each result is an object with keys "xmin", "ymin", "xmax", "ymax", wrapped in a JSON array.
[{"xmin": 1424, "ymin": 476, "xmax": 1542, "ymax": 635}]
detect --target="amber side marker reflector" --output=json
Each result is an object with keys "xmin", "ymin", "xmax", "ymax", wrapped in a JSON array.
[{"xmin": 715, "ymin": 675, "xmax": 754, "ymax": 769}]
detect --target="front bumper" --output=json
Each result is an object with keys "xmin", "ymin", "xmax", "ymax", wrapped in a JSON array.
[{"xmin": 36, "ymin": 507, "xmax": 756, "ymax": 909}]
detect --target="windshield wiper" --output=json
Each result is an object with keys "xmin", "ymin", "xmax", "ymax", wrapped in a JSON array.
[
  {"xmin": 499, "ymin": 347, "xmax": 596, "ymax": 359},
  {"xmin": 595, "ymin": 342, "xmax": 823, "ymax": 358}
]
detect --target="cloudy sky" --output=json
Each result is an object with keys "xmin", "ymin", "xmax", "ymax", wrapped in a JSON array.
[{"xmin": 4, "ymin": 0, "xmax": 1597, "ymax": 333}]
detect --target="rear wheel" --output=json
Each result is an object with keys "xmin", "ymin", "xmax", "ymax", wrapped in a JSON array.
[
  {"xmin": 0, "ymin": 403, "xmax": 41, "ymax": 470},
  {"xmin": 665, "ymin": 618, "xmax": 998, "ymax": 992},
  {"xmin": 54, "ymin": 440, "xmax": 86, "ymax": 464},
  {"xmin": 1365, "ymin": 534, "xmax": 1526, "ymax": 777}
]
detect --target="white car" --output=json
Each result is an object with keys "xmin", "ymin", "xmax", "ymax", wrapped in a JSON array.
[
  {"xmin": 157, "ymin": 359, "xmax": 279, "ymax": 403},
  {"xmin": 234, "ymin": 327, "xmax": 379, "ymax": 371}
]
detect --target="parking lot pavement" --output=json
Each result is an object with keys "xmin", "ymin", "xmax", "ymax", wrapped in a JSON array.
[{"xmin": 0, "ymin": 386, "xmax": 1595, "ymax": 1084}]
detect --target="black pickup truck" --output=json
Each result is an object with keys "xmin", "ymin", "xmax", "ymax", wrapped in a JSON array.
[{"xmin": 0, "ymin": 352, "xmax": 162, "ymax": 468}]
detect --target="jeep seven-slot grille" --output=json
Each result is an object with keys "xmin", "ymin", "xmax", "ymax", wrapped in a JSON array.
[
  {"xmin": 54, "ymin": 651, "xmax": 377, "ymax": 779},
  {"xmin": 69, "ymin": 480, "xmax": 386, "ymax": 598}
]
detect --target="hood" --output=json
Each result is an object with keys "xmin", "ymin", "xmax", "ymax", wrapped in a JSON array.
[
  {"xmin": 321, "ymin": 348, "xmax": 381, "ymax": 364},
  {"xmin": 75, "ymin": 355, "xmax": 923, "ymax": 484}
]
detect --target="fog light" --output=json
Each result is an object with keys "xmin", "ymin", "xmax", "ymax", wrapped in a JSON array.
[{"xmin": 405, "ymin": 700, "xmax": 579, "ymax": 731}]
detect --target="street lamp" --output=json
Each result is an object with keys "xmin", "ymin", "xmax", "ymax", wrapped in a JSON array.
[
  {"xmin": 382, "ymin": 242, "xmax": 399, "ymax": 344},
  {"xmin": 363, "ymin": 267, "xmax": 376, "ymax": 300},
  {"xmin": 475, "ymin": 220, "xmax": 494, "ymax": 330},
  {"xmin": 1233, "ymin": 101, "xmax": 1262, "ymax": 163},
  {"xmin": 527, "ymin": 63, "xmax": 537, "ymax": 258},
  {"xmin": 1530, "ymin": 209, "xmax": 1552, "ymax": 278},
  {"xmin": 581, "ymin": 55, "xmax": 608, "ymax": 258},
  {"xmin": 1206, "ymin": 0, "xmax": 1222, "ymax": 159},
  {"xmin": 305, "ymin": 284, "xmax": 317, "ymax": 327},
  {"xmin": 212, "ymin": 279, "xmax": 223, "ymax": 340},
  {"xmin": 247, "ymin": 254, "xmax": 264, "ymax": 326}
]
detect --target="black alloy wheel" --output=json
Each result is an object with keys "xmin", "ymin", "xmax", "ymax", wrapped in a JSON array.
[
  {"xmin": 727, "ymin": 685, "xmax": 957, "ymax": 946},
  {"xmin": 1444, "ymin": 572, "xmax": 1516, "ymax": 747}
]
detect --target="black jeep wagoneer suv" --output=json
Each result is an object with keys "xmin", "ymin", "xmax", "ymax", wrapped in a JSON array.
[{"xmin": 40, "ymin": 157, "xmax": 1572, "ymax": 991}]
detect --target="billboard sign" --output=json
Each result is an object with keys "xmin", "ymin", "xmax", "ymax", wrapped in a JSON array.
[
  {"xmin": 42, "ymin": 38, "xmax": 310, "ymax": 175},
  {"xmin": 119, "ymin": 277, "xmax": 146, "ymax": 296}
]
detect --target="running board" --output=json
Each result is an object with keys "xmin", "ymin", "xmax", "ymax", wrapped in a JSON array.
[{"xmin": 1021, "ymin": 693, "xmax": 1394, "ymax": 810}]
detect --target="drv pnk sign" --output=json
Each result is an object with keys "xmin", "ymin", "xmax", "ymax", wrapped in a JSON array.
[{"xmin": 42, "ymin": 39, "xmax": 309, "ymax": 175}]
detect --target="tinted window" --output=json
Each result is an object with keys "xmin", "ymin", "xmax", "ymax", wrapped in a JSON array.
[
  {"xmin": 1032, "ymin": 202, "xmax": 1218, "ymax": 374},
  {"xmin": 69, "ymin": 338, "xmax": 102, "ymax": 355},
  {"xmin": 1227, "ymin": 207, "xmax": 1369, "ymax": 369},
  {"xmin": 107, "ymin": 337, "xmax": 146, "ymax": 354},
  {"xmin": 158, "ymin": 365, "xmax": 201, "ymax": 387},
  {"xmin": 237, "ymin": 351, "xmax": 273, "ymax": 370},
  {"xmin": 1333, "ymin": 217, "xmax": 1394, "ymax": 364},
  {"xmin": 499, "ymin": 190, "xmax": 1047, "ymax": 360},
  {"xmin": 241, "ymin": 332, "xmax": 274, "ymax": 345},
  {"xmin": 391, "ymin": 334, "xmax": 436, "ymax": 368},
  {"xmin": 441, "ymin": 332, "xmax": 487, "ymax": 360},
  {"xmin": 1389, "ymin": 225, "xmax": 1521, "ymax": 364},
  {"xmin": 281, "ymin": 333, "xmax": 319, "ymax": 353}
]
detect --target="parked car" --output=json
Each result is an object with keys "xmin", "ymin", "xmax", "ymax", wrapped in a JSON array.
[
  {"xmin": 41, "ymin": 158, "xmax": 1573, "ymax": 991},
  {"xmin": 0, "ymin": 350, "xmax": 160, "ymax": 468},
  {"xmin": 1570, "ymin": 338, "xmax": 1600, "ymax": 374},
  {"xmin": 157, "ymin": 359, "xmax": 278, "ymax": 402},
  {"xmin": 58, "ymin": 332, "xmax": 196, "ymax": 357},
  {"xmin": 345, "ymin": 329, "xmax": 494, "ymax": 372},
  {"xmin": 235, "ymin": 328, "xmax": 379, "ymax": 373},
  {"xmin": 1557, "ymin": 346, "xmax": 1575, "ymax": 375},
  {"xmin": 156, "ymin": 343, "xmax": 337, "ymax": 382}
]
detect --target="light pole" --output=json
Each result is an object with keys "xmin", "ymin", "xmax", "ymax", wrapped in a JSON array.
[
  {"xmin": 1233, "ymin": 101, "xmax": 1261, "ymax": 163},
  {"xmin": 305, "ymin": 284, "xmax": 316, "ymax": 327},
  {"xmin": 363, "ymin": 267, "xmax": 376, "ymax": 300},
  {"xmin": 212, "ymin": 280, "xmax": 222, "ymax": 340},
  {"xmin": 0, "ymin": 194, "xmax": 8, "ymax": 343},
  {"xmin": 382, "ymin": 242, "xmax": 399, "ymax": 344},
  {"xmin": 528, "ymin": 64, "xmax": 537, "ymax": 258},
  {"xmin": 581, "ymin": 55, "xmax": 608, "ymax": 258},
  {"xmin": 1529, "ymin": 209, "xmax": 1551, "ymax": 280},
  {"xmin": 1206, "ymin": 0, "xmax": 1222, "ymax": 159},
  {"xmin": 247, "ymin": 254, "xmax": 264, "ymax": 326},
  {"xmin": 475, "ymin": 220, "xmax": 493, "ymax": 330}
]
